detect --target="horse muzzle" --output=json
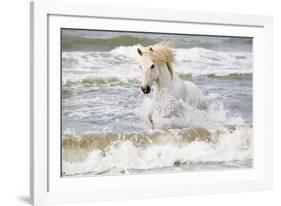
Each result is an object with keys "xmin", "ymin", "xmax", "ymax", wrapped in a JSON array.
[{"xmin": 141, "ymin": 86, "xmax": 151, "ymax": 94}]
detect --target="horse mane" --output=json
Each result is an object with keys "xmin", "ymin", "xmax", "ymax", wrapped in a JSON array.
[
  {"xmin": 142, "ymin": 41, "xmax": 175, "ymax": 79},
  {"xmin": 143, "ymin": 41, "xmax": 175, "ymax": 64}
]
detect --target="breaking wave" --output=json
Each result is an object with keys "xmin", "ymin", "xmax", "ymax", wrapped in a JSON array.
[
  {"xmin": 62, "ymin": 126, "xmax": 252, "ymax": 176},
  {"xmin": 62, "ymin": 45, "xmax": 252, "ymax": 88},
  {"xmin": 62, "ymin": 88, "xmax": 252, "ymax": 176},
  {"xmin": 62, "ymin": 72, "xmax": 252, "ymax": 88}
]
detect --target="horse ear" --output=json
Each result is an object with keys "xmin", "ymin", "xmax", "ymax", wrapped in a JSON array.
[
  {"xmin": 149, "ymin": 47, "xmax": 153, "ymax": 52},
  {"xmin": 137, "ymin": 48, "xmax": 142, "ymax": 56}
]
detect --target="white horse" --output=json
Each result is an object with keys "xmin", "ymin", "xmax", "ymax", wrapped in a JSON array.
[{"xmin": 137, "ymin": 41, "xmax": 206, "ymax": 126}]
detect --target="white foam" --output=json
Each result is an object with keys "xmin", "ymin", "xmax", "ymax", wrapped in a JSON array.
[
  {"xmin": 62, "ymin": 87, "xmax": 252, "ymax": 176},
  {"xmin": 62, "ymin": 72, "xmax": 130, "ymax": 86},
  {"xmin": 62, "ymin": 126, "xmax": 252, "ymax": 175},
  {"xmin": 110, "ymin": 44, "xmax": 141, "ymax": 61},
  {"xmin": 62, "ymin": 45, "xmax": 252, "ymax": 84},
  {"xmin": 176, "ymin": 47, "xmax": 251, "ymax": 64},
  {"xmin": 136, "ymin": 88, "xmax": 243, "ymax": 131}
]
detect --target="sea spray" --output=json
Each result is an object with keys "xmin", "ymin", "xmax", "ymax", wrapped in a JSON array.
[{"xmin": 62, "ymin": 126, "xmax": 252, "ymax": 176}]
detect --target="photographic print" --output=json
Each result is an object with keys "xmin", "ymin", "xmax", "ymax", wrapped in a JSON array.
[{"xmin": 61, "ymin": 29, "xmax": 253, "ymax": 177}]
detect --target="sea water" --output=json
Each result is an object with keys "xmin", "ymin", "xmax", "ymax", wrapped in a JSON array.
[{"xmin": 61, "ymin": 30, "xmax": 253, "ymax": 176}]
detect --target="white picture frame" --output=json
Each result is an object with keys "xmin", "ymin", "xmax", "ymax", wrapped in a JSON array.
[{"xmin": 30, "ymin": 0, "xmax": 273, "ymax": 205}]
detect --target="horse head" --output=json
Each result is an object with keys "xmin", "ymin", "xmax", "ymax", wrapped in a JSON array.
[
  {"xmin": 137, "ymin": 42, "xmax": 175, "ymax": 94},
  {"xmin": 137, "ymin": 47, "xmax": 160, "ymax": 94}
]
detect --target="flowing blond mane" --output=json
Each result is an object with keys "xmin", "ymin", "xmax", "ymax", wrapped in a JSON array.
[{"xmin": 142, "ymin": 41, "xmax": 175, "ymax": 64}]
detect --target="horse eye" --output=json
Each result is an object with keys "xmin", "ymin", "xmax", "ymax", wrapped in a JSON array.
[{"xmin": 151, "ymin": 64, "xmax": 155, "ymax": 69}]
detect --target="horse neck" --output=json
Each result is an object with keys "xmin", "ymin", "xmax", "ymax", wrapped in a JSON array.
[{"xmin": 155, "ymin": 63, "xmax": 173, "ymax": 93}]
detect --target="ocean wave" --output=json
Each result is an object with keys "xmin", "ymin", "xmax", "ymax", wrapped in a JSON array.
[
  {"xmin": 62, "ymin": 86, "xmax": 252, "ymax": 176},
  {"xmin": 62, "ymin": 45, "xmax": 252, "ymax": 88},
  {"xmin": 62, "ymin": 71, "xmax": 251, "ymax": 89},
  {"xmin": 178, "ymin": 71, "xmax": 252, "ymax": 79},
  {"xmin": 62, "ymin": 126, "xmax": 252, "ymax": 176},
  {"xmin": 62, "ymin": 72, "xmax": 132, "ymax": 87},
  {"xmin": 109, "ymin": 45, "xmax": 252, "ymax": 65},
  {"xmin": 62, "ymin": 45, "xmax": 252, "ymax": 74},
  {"xmin": 62, "ymin": 31, "xmax": 252, "ymax": 52},
  {"xmin": 62, "ymin": 45, "xmax": 252, "ymax": 65},
  {"xmin": 176, "ymin": 47, "xmax": 251, "ymax": 64},
  {"xmin": 62, "ymin": 35, "xmax": 155, "ymax": 51}
]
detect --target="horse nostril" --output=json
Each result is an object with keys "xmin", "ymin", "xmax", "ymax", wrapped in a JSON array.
[
  {"xmin": 141, "ymin": 86, "xmax": 145, "ymax": 93},
  {"xmin": 141, "ymin": 86, "xmax": 151, "ymax": 94},
  {"xmin": 147, "ymin": 86, "xmax": 151, "ymax": 93}
]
